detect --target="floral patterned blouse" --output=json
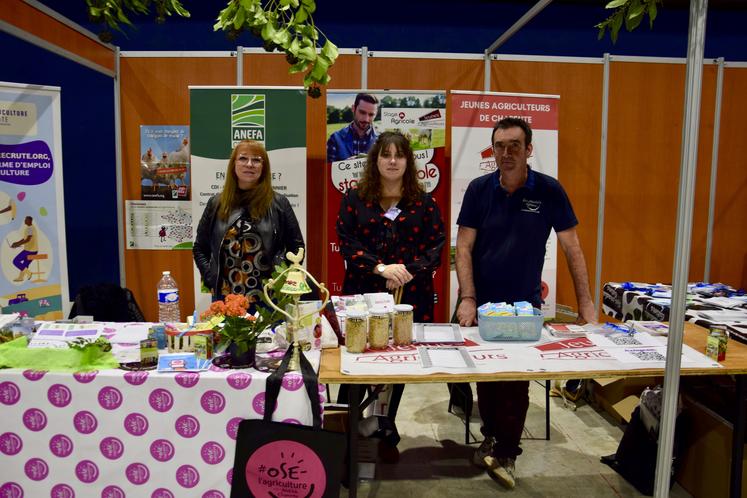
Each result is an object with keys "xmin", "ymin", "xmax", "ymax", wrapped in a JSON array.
[
  {"xmin": 336, "ymin": 188, "xmax": 445, "ymax": 322},
  {"xmin": 219, "ymin": 216, "xmax": 271, "ymax": 308}
]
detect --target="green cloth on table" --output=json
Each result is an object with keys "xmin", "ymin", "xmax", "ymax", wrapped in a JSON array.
[{"xmin": 0, "ymin": 336, "xmax": 119, "ymax": 372}]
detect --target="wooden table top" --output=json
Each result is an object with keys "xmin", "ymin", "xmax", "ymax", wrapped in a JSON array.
[{"xmin": 319, "ymin": 323, "xmax": 747, "ymax": 384}]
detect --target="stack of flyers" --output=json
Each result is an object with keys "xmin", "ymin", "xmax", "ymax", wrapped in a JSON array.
[
  {"xmin": 157, "ymin": 353, "xmax": 212, "ymax": 372},
  {"xmin": 628, "ymin": 320, "xmax": 669, "ymax": 336},
  {"xmin": 544, "ymin": 322, "xmax": 587, "ymax": 338}
]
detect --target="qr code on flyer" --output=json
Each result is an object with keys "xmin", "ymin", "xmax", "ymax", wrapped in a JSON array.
[{"xmin": 628, "ymin": 349, "xmax": 666, "ymax": 362}]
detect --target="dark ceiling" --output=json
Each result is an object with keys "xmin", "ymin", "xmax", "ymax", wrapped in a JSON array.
[{"xmin": 32, "ymin": 0, "xmax": 747, "ymax": 59}]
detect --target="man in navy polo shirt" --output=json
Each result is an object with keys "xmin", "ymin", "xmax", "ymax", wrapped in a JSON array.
[{"xmin": 455, "ymin": 117, "xmax": 596, "ymax": 489}]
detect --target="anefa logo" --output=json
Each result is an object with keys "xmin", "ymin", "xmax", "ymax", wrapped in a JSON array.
[
  {"xmin": 247, "ymin": 440, "xmax": 327, "ymax": 498},
  {"xmin": 521, "ymin": 199, "xmax": 541, "ymax": 213},
  {"xmin": 231, "ymin": 94, "xmax": 265, "ymax": 146}
]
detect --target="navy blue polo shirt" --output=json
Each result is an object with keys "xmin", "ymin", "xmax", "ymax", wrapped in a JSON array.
[{"xmin": 456, "ymin": 167, "xmax": 577, "ymax": 308}]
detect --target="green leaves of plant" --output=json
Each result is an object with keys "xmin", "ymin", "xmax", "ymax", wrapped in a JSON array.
[
  {"xmin": 648, "ymin": 2, "xmax": 658, "ymax": 27},
  {"xmin": 84, "ymin": 0, "xmax": 337, "ymax": 93},
  {"xmin": 321, "ymin": 39, "xmax": 338, "ymax": 60},
  {"xmin": 213, "ymin": 0, "xmax": 336, "ymax": 93},
  {"xmin": 85, "ymin": 0, "xmax": 190, "ymax": 35},
  {"xmin": 596, "ymin": 0, "xmax": 662, "ymax": 44},
  {"xmin": 234, "ymin": 7, "xmax": 245, "ymax": 29},
  {"xmin": 605, "ymin": 0, "xmax": 628, "ymax": 8}
]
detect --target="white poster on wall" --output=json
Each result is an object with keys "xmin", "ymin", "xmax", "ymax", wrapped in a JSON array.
[
  {"xmin": 450, "ymin": 91, "xmax": 560, "ymax": 319},
  {"xmin": 125, "ymin": 200, "xmax": 193, "ymax": 250}
]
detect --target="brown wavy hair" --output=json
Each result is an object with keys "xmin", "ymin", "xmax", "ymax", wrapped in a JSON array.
[
  {"xmin": 357, "ymin": 131, "xmax": 424, "ymax": 205},
  {"xmin": 218, "ymin": 140, "xmax": 274, "ymax": 221}
]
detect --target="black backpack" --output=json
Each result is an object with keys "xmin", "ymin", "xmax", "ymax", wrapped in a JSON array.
[
  {"xmin": 69, "ymin": 283, "xmax": 146, "ymax": 322},
  {"xmin": 601, "ymin": 405, "xmax": 686, "ymax": 495}
]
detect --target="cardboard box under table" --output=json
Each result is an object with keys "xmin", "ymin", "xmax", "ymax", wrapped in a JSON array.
[
  {"xmin": 677, "ymin": 392, "xmax": 747, "ymax": 498},
  {"xmin": 589, "ymin": 376, "xmax": 659, "ymax": 424}
]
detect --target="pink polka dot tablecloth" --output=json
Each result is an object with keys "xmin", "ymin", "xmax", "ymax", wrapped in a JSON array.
[{"xmin": 0, "ymin": 351, "xmax": 327, "ymax": 498}]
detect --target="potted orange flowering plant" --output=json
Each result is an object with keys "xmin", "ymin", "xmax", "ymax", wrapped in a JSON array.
[
  {"xmin": 201, "ymin": 294, "xmax": 268, "ymax": 368},
  {"xmin": 201, "ymin": 265, "xmax": 293, "ymax": 368}
]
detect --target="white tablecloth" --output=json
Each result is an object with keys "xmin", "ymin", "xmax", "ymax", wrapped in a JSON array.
[
  {"xmin": 0, "ymin": 352, "xmax": 324, "ymax": 498},
  {"xmin": 340, "ymin": 328, "xmax": 720, "ymax": 376}
]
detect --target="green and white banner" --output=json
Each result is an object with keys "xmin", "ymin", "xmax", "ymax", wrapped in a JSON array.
[
  {"xmin": 189, "ymin": 86, "xmax": 307, "ymax": 311},
  {"xmin": 0, "ymin": 81, "xmax": 69, "ymax": 319}
]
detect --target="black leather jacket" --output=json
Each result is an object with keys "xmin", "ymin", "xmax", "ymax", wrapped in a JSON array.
[{"xmin": 193, "ymin": 193, "xmax": 305, "ymax": 298}]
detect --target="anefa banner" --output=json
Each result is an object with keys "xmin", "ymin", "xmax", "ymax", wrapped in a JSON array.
[
  {"xmin": 450, "ymin": 91, "xmax": 560, "ymax": 318},
  {"xmin": 0, "ymin": 81, "xmax": 69, "ymax": 319},
  {"xmin": 326, "ymin": 90, "xmax": 448, "ymax": 321},
  {"xmin": 190, "ymin": 86, "xmax": 307, "ymax": 312}
]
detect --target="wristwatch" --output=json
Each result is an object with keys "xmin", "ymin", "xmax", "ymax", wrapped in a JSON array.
[{"xmin": 376, "ymin": 264, "xmax": 387, "ymax": 275}]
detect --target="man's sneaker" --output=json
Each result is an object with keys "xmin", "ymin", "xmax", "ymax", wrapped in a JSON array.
[
  {"xmin": 472, "ymin": 436, "xmax": 497, "ymax": 468},
  {"xmin": 484, "ymin": 456, "xmax": 516, "ymax": 489}
]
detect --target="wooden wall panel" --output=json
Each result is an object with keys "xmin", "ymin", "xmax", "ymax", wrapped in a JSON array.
[
  {"xmin": 710, "ymin": 67, "xmax": 747, "ymax": 289},
  {"xmin": 3, "ymin": 0, "xmax": 115, "ymax": 72},
  {"xmin": 490, "ymin": 60, "xmax": 603, "ymax": 313},
  {"xmin": 687, "ymin": 64, "xmax": 717, "ymax": 283},
  {"xmin": 120, "ymin": 56, "xmax": 236, "ymax": 322},
  {"xmin": 368, "ymin": 58, "xmax": 485, "ymax": 93},
  {"xmin": 242, "ymin": 53, "xmax": 362, "ymax": 280},
  {"xmin": 602, "ymin": 62, "xmax": 716, "ymax": 292}
]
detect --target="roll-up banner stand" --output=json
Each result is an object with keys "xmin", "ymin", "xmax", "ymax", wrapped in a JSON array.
[
  {"xmin": 450, "ymin": 91, "xmax": 559, "ymax": 318},
  {"xmin": 189, "ymin": 86, "xmax": 307, "ymax": 312},
  {"xmin": 326, "ymin": 90, "xmax": 449, "ymax": 321},
  {"xmin": 0, "ymin": 81, "xmax": 69, "ymax": 319}
]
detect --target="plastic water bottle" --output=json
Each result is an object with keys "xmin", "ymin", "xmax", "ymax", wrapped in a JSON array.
[{"xmin": 157, "ymin": 271, "xmax": 180, "ymax": 323}]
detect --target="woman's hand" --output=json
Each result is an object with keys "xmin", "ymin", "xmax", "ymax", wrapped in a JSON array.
[
  {"xmin": 380, "ymin": 264, "xmax": 413, "ymax": 287},
  {"xmin": 385, "ymin": 279, "xmax": 401, "ymax": 291}
]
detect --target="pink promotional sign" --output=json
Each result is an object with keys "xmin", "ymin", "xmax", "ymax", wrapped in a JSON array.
[{"xmin": 245, "ymin": 440, "xmax": 326, "ymax": 498}]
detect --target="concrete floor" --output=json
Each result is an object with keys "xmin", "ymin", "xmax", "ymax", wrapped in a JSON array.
[{"xmin": 336, "ymin": 382, "xmax": 691, "ymax": 497}]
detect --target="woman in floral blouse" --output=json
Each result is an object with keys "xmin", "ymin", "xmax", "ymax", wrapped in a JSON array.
[
  {"xmin": 336, "ymin": 131, "xmax": 445, "ymax": 444},
  {"xmin": 336, "ymin": 131, "xmax": 445, "ymax": 321}
]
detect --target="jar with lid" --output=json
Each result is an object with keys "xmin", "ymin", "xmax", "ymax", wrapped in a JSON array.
[
  {"xmin": 393, "ymin": 304, "xmax": 414, "ymax": 346},
  {"xmin": 368, "ymin": 306, "xmax": 390, "ymax": 349},
  {"xmin": 345, "ymin": 309, "xmax": 368, "ymax": 354}
]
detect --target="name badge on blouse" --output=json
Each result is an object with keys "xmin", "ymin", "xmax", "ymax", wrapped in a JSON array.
[{"xmin": 384, "ymin": 207, "xmax": 401, "ymax": 221}]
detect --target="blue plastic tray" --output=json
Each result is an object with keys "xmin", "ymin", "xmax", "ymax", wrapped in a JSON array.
[{"xmin": 478, "ymin": 308, "xmax": 543, "ymax": 341}]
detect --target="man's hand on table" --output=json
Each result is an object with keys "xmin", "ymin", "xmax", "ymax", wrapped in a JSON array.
[
  {"xmin": 576, "ymin": 301, "xmax": 598, "ymax": 325},
  {"xmin": 457, "ymin": 299, "xmax": 477, "ymax": 327}
]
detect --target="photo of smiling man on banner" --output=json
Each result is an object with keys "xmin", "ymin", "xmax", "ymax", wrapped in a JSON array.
[{"xmin": 326, "ymin": 92, "xmax": 380, "ymax": 163}]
